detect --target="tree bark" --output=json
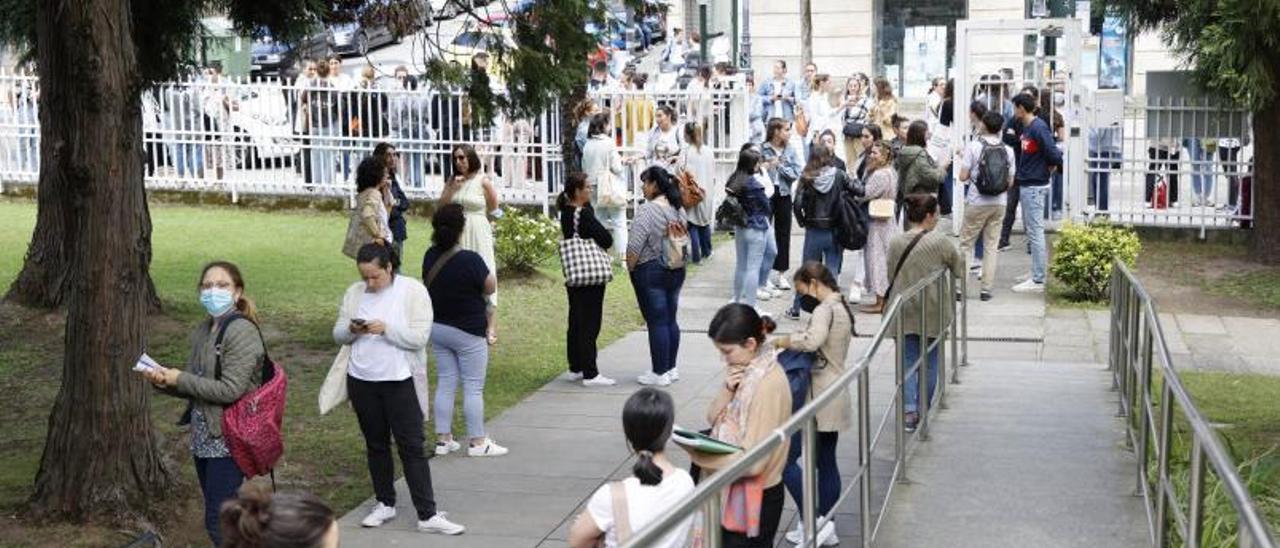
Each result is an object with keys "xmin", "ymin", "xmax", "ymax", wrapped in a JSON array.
[
  {"xmin": 1250, "ymin": 69, "xmax": 1280, "ymax": 263},
  {"xmin": 561, "ymin": 83, "xmax": 587, "ymax": 173},
  {"xmin": 29, "ymin": 0, "xmax": 170, "ymax": 519},
  {"xmin": 799, "ymin": 0, "xmax": 812, "ymax": 68}
]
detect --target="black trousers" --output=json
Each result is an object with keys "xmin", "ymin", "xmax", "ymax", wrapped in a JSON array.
[
  {"xmin": 999, "ymin": 182, "xmax": 1021, "ymax": 248},
  {"xmin": 771, "ymin": 194, "xmax": 792, "ymax": 272},
  {"xmin": 566, "ymin": 285, "xmax": 606, "ymax": 379},
  {"xmin": 721, "ymin": 482, "xmax": 786, "ymax": 548},
  {"xmin": 348, "ymin": 376, "xmax": 437, "ymax": 521}
]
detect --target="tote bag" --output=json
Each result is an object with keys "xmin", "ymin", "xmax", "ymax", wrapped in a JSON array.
[{"xmin": 560, "ymin": 208, "xmax": 615, "ymax": 287}]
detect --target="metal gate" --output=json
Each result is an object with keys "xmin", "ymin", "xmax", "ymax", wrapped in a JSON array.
[{"xmin": 950, "ymin": 18, "xmax": 1084, "ymax": 234}]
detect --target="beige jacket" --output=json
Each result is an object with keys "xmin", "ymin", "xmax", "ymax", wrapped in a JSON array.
[
  {"xmin": 691, "ymin": 352, "xmax": 792, "ymax": 488},
  {"xmin": 343, "ymin": 187, "xmax": 392, "ymax": 259},
  {"xmin": 782, "ymin": 293, "xmax": 854, "ymax": 432}
]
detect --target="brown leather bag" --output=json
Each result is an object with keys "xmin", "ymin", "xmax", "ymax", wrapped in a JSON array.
[{"xmin": 677, "ymin": 169, "xmax": 705, "ymax": 209}]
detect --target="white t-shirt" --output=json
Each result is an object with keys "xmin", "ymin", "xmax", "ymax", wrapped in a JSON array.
[
  {"xmin": 349, "ymin": 277, "xmax": 413, "ymax": 382},
  {"xmin": 962, "ymin": 135, "xmax": 1015, "ymax": 207},
  {"xmin": 587, "ymin": 469, "xmax": 695, "ymax": 548}
]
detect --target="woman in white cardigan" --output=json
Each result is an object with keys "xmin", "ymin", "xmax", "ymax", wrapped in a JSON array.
[
  {"xmin": 581, "ymin": 111, "xmax": 629, "ymax": 261},
  {"xmin": 332, "ymin": 243, "xmax": 465, "ymax": 535}
]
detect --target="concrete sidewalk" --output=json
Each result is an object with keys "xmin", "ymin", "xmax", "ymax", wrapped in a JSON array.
[{"xmin": 337, "ymin": 225, "xmax": 1150, "ymax": 547}]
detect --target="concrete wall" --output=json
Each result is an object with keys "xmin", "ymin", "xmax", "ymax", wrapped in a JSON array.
[{"xmin": 1131, "ymin": 28, "xmax": 1182, "ymax": 96}]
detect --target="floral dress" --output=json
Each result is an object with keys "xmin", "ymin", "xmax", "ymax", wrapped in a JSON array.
[{"xmin": 862, "ymin": 167, "xmax": 901, "ymax": 297}]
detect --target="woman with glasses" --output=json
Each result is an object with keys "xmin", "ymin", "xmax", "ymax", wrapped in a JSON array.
[{"xmin": 439, "ymin": 144, "xmax": 501, "ymax": 345}]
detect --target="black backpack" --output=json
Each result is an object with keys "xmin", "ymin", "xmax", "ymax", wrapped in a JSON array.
[
  {"xmin": 833, "ymin": 183, "xmax": 869, "ymax": 251},
  {"xmin": 973, "ymin": 140, "xmax": 1011, "ymax": 196}
]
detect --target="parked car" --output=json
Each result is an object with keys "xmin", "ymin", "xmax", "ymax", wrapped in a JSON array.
[
  {"xmin": 227, "ymin": 84, "xmax": 300, "ymax": 167},
  {"xmin": 328, "ymin": 21, "xmax": 399, "ymax": 57},
  {"xmin": 439, "ymin": 27, "xmax": 516, "ymax": 84},
  {"xmin": 250, "ymin": 31, "xmax": 330, "ymax": 80}
]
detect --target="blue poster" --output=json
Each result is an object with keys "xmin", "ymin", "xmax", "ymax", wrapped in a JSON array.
[{"xmin": 1099, "ymin": 15, "xmax": 1128, "ymax": 90}]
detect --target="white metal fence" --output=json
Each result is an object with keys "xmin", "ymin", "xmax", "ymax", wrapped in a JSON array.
[
  {"xmin": 1082, "ymin": 93, "xmax": 1254, "ymax": 230},
  {"xmin": 0, "ymin": 71, "xmax": 750, "ymax": 209}
]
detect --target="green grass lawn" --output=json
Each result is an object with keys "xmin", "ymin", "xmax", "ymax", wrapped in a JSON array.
[
  {"xmin": 1156, "ymin": 372, "xmax": 1280, "ymax": 545},
  {"xmin": 0, "ymin": 198, "xmax": 644, "ymax": 545}
]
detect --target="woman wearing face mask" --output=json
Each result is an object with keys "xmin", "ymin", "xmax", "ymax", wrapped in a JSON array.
[
  {"xmin": 333, "ymin": 244, "xmax": 466, "ymax": 536},
  {"xmin": 786, "ymin": 144, "xmax": 861, "ymax": 320},
  {"xmin": 568, "ymin": 388, "xmax": 695, "ymax": 548},
  {"xmin": 683, "ymin": 304, "xmax": 791, "ymax": 547},
  {"xmin": 439, "ymin": 143, "xmax": 500, "ymax": 345},
  {"xmin": 773, "ymin": 263, "xmax": 854, "ymax": 546},
  {"xmin": 143, "ymin": 261, "xmax": 266, "ymax": 546}
]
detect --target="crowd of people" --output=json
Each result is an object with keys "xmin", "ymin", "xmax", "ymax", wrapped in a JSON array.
[{"xmin": 134, "ymin": 60, "xmax": 1076, "ymax": 547}]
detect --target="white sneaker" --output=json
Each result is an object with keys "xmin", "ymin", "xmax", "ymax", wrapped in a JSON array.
[
  {"xmin": 637, "ymin": 371, "xmax": 672, "ymax": 386},
  {"xmin": 848, "ymin": 284, "xmax": 864, "ymax": 304},
  {"xmin": 1015, "ymin": 271, "xmax": 1033, "ymax": 283},
  {"xmin": 786, "ymin": 523, "xmax": 805, "ymax": 544},
  {"xmin": 971, "ymin": 266, "xmax": 983, "ymax": 279},
  {"xmin": 468, "ymin": 439, "xmax": 509, "ymax": 457},
  {"xmin": 418, "ymin": 513, "xmax": 466, "ymax": 535},
  {"xmin": 667, "ymin": 368, "xmax": 680, "ymax": 381},
  {"xmin": 775, "ymin": 275, "xmax": 792, "ymax": 290},
  {"xmin": 361, "ymin": 502, "xmax": 397, "ymax": 528},
  {"xmin": 434, "ymin": 439, "xmax": 461, "ymax": 456},
  {"xmin": 566, "ymin": 372, "xmax": 584, "ymax": 382},
  {"xmin": 583, "ymin": 375, "xmax": 617, "ymax": 387},
  {"xmin": 1011, "ymin": 278, "xmax": 1045, "ymax": 294},
  {"xmin": 756, "ymin": 289, "xmax": 774, "ymax": 301}
]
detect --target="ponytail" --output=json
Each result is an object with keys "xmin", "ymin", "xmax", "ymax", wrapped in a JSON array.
[
  {"xmin": 622, "ymin": 388, "xmax": 675, "ymax": 486},
  {"xmin": 236, "ymin": 296, "xmax": 260, "ymax": 325},
  {"xmin": 220, "ymin": 484, "xmax": 335, "ymax": 548}
]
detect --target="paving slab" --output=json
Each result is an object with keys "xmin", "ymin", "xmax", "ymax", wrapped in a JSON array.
[{"xmin": 1175, "ymin": 313, "xmax": 1228, "ymax": 335}]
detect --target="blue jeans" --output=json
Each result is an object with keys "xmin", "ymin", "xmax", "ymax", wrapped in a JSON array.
[
  {"xmin": 431, "ymin": 323, "xmax": 489, "ymax": 439},
  {"xmin": 1090, "ymin": 151, "xmax": 1119, "ymax": 212},
  {"xmin": 792, "ymin": 227, "xmax": 842, "ymax": 311},
  {"xmin": 902, "ymin": 335, "xmax": 938, "ymax": 414},
  {"xmin": 1184, "ymin": 138, "xmax": 1212, "ymax": 200},
  {"xmin": 169, "ymin": 142, "xmax": 205, "ymax": 178},
  {"xmin": 688, "ymin": 222, "xmax": 713, "ymax": 263},
  {"xmin": 309, "ymin": 126, "xmax": 339, "ymax": 185},
  {"xmin": 783, "ymin": 431, "xmax": 841, "ymax": 519},
  {"xmin": 733, "ymin": 226, "xmax": 776, "ymax": 306},
  {"xmin": 1019, "ymin": 184, "xmax": 1048, "ymax": 284},
  {"xmin": 631, "ymin": 262, "xmax": 685, "ymax": 375},
  {"xmin": 195, "ymin": 456, "xmax": 244, "ymax": 546},
  {"xmin": 940, "ymin": 170, "xmax": 954, "ymax": 215},
  {"xmin": 1050, "ymin": 172, "xmax": 1064, "ymax": 215}
]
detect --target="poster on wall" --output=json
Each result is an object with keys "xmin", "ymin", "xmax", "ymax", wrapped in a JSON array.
[
  {"xmin": 903, "ymin": 26, "xmax": 947, "ymax": 98},
  {"xmin": 1098, "ymin": 14, "xmax": 1128, "ymax": 90}
]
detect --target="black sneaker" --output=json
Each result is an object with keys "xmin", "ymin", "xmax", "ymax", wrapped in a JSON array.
[
  {"xmin": 904, "ymin": 412, "xmax": 919, "ymax": 433},
  {"xmin": 980, "ymin": 290, "xmax": 993, "ymax": 302},
  {"xmin": 997, "ymin": 242, "xmax": 1012, "ymax": 252},
  {"xmin": 783, "ymin": 307, "xmax": 801, "ymax": 321}
]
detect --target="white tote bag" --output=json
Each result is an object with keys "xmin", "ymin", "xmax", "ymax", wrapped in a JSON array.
[{"xmin": 318, "ymin": 345, "xmax": 350, "ymax": 415}]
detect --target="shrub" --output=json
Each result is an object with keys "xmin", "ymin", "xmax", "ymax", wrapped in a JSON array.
[
  {"xmin": 1050, "ymin": 221, "xmax": 1141, "ymax": 301},
  {"xmin": 494, "ymin": 207, "xmax": 559, "ymax": 274}
]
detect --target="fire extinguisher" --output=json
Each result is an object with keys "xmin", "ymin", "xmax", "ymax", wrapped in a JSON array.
[{"xmin": 1153, "ymin": 177, "xmax": 1169, "ymax": 210}]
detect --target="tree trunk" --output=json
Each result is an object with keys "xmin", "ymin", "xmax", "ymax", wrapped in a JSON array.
[
  {"xmin": 29, "ymin": 0, "xmax": 170, "ymax": 519},
  {"xmin": 561, "ymin": 84, "xmax": 587, "ymax": 173},
  {"xmin": 1250, "ymin": 79, "xmax": 1280, "ymax": 263},
  {"xmin": 799, "ymin": 0, "xmax": 812, "ymax": 68}
]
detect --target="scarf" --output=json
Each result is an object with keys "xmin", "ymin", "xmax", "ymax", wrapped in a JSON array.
[{"xmin": 712, "ymin": 342, "xmax": 778, "ymax": 537}]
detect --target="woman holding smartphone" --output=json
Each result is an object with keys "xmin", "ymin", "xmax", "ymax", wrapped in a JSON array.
[
  {"xmin": 143, "ymin": 261, "xmax": 265, "ymax": 546},
  {"xmin": 333, "ymin": 243, "xmax": 466, "ymax": 535}
]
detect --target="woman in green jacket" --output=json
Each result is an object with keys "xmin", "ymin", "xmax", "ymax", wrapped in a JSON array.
[
  {"xmin": 894, "ymin": 120, "xmax": 948, "ymax": 196},
  {"xmin": 144, "ymin": 261, "xmax": 265, "ymax": 546}
]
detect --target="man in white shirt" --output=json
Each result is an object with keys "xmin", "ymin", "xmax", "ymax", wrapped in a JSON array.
[{"xmin": 956, "ymin": 110, "xmax": 1015, "ymax": 302}]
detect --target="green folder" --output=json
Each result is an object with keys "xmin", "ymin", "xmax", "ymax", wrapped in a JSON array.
[{"xmin": 672, "ymin": 427, "xmax": 743, "ymax": 455}]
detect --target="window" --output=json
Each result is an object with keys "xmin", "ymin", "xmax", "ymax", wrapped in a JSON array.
[{"xmin": 874, "ymin": 0, "xmax": 966, "ymax": 99}]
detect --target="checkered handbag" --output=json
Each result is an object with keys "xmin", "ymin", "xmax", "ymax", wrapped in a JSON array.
[{"xmin": 560, "ymin": 207, "xmax": 614, "ymax": 287}]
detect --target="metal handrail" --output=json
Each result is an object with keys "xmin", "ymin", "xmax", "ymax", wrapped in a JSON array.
[
  {"xmin": 624, "ymin": 266, "xmax": 967, "ymax": 548},
  {"xmin": 1110, "ymin": 260, "xmax": 1276, "ymax": 547}
]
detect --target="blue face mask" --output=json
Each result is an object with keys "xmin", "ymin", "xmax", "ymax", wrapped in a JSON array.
[{"xmin": 200, "ymin": 288, "xmax": 236, "ymax": 317}]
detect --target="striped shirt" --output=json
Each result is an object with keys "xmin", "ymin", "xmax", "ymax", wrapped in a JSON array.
[{"xmin": 627, "ymin": 197, "xmax": 687, "ymax": 267}]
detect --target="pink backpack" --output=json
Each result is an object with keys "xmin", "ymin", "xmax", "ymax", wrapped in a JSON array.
[{"xmin": 215, "ymin": 315, "xmax": 287, "ymax": 483}]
